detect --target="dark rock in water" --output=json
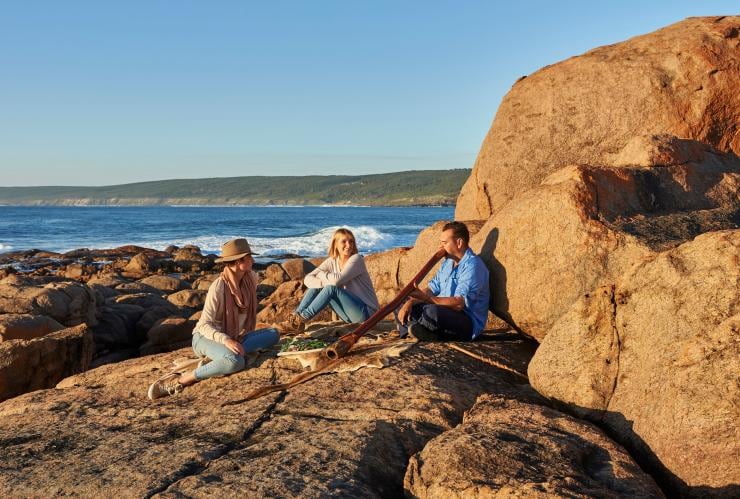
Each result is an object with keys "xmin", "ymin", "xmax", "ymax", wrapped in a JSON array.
[{"xmin": 265, "ymin": 252, "xmax": 305, "ymax": 261}]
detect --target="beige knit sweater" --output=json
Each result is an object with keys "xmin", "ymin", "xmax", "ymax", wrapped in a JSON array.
[{"xmin": 192, "ymin": 272, "xmax": 257, "ymax": 344}]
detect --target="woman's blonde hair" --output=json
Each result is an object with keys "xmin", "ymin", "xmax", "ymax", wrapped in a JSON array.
[{"xmin": 328, "ymin": 228, "xmax": 358, "ymax": 259}]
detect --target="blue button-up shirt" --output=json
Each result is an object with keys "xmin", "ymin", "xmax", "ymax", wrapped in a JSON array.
[{"xmin": 428, "ymin": 247, "xmax": 490, "ymax": 339}]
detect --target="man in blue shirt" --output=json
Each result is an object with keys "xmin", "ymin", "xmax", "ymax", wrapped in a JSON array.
[{"xmin": 397, "ymin": 221, "xmax": 490, "ymax": 341}]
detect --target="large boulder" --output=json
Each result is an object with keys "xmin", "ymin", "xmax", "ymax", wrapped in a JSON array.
[
  {"xmin": 0, "ymin": 281, "xmax": 97, "ymax": 327},
  {"xmin": 0, "ymin": 313, "xmax": 65, "ymax": 341},
  {"xmin": 405, "ymin": 394, "xmax": 663, "ymax": 498},
  {"xmin": 528, "ymin": 230, "xmax": 739, "ymax": 496},
  {"xmin": 456, "ymin": 16, "xmax": 740, "ymax": 220},
  {"xmin": 0, "ymin": 324, "xmax": 93, "ymax": 402},
  {"xmin": 466, "ymin": 140, "xmax": 738, "ymax": 340}
]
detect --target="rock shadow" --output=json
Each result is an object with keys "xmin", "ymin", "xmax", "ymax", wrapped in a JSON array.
[
  {"xmin": 558, "ymin": 400, "xmax": 740, "ymax": 499},
  {"xmin": 479, "ymin": 227, "xmax": 520, "ymax": 333}
]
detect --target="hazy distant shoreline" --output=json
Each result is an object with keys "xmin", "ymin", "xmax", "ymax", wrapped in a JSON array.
[
  {"xmin": 0, "ymin": 198, "xmax": 454, "ymax": 207},
  {"xmin": 0, "ymin": 169, "xmax": 469, "ymax": 207}
]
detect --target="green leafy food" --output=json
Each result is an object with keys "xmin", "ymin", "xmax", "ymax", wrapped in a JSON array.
[{"xmin": 280, "ymin": 338, "xmax": 330, "ymax": 352}]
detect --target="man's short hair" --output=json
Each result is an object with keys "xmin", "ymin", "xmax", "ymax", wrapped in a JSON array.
[{"xmin": 443, "ymin": 221, "xmax": 469, "ymax": 245}]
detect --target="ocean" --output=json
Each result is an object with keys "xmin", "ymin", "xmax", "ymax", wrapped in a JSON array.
[{"xmin": 0, "ymin": 205, "xmax": 454, "ymax": 258}]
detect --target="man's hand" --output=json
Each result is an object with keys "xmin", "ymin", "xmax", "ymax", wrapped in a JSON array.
[
  {"xmin": 224, "ymin": 338, "xmax": 245, "ymax": 356},
  {"xmin": 398, "ymin": 301, "xmax": 413, "ymax": 325}
]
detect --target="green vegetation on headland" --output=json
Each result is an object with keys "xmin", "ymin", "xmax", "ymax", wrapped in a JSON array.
[{"xmin": 0, "ymin": 170, "xmax": 470, "ymax": 206}]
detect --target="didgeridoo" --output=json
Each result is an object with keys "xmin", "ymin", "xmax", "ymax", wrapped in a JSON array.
[{"xmin": 323, "ymin": 247, "xmax": 446, "ymax": 360}]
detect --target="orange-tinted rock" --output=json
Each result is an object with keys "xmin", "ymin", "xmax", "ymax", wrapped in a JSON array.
[
  {"xmin": 124, "ymin": 253, "xmax": 157, "ymax": 274},
  {"xmin": 166, "ymin": 289, "xmax": 207, "ymax": 309},
  {"xmin": 467, "ymin": 143, "xmax": 738, "ymax": 340},
  {"xmin": 138, "ymin": 275, "xmax": 188, "ymax": 292},
  {"xmin": 528, "ymin": 230, "xmax": 739, "ymax": 495},
  {"xmin": 0, "ymin": 313, "xmax": 65, "ymax": 341},
  {"xmin": 456, "ymin": 16, "xmax": 740, "ymax": 220},
  {"xmin": 405, "ymin": 395, "xmax": 663, "ymax": 498},
  {"xmin": 280, "ymin": 258, "xmax": 317, "ymax": 281}
]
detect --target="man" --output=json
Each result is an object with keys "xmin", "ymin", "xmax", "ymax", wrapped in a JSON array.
[{"xmin": 397, "ymin": 221, "xmax": 489, "ymax": 341}]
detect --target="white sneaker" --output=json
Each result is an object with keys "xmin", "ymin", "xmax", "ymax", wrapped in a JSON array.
[{"xmin": 147, "ymin": 373, "xmax": 185, "ymax": 400}]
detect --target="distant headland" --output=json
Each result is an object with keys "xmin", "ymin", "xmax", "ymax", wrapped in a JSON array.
[{"xmin": 0, "ymin": 169, "xmax": 470, "ymax": 207}]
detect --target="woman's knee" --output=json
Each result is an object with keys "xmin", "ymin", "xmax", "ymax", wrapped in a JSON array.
[{"xmin": 219, "ymin": 352, "xmax": 246, "ymax": 374}]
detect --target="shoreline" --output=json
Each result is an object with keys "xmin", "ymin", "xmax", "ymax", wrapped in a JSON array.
[{"xmin": 0, "ymin": 200, "xmax": 455, "ymax": 208}]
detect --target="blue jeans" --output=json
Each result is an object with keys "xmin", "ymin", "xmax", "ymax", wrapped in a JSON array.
[
  {"xmin": 192, "ymin": 328, "xmax": 280, "ymax": 381},
  {"xmin": 295, "ymin": 285, "xmax": 370, "ymax": 323}
]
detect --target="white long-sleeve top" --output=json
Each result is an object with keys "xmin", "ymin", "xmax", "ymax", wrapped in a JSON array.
[{"xmin": 304, "ymin": 254, "xmax": 379, "ymax": 314}]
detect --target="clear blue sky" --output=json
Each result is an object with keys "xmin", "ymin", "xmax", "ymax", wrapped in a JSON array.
[{"xmin": 1, "ymin": 1, "xmax": 736, "ymax": 186}]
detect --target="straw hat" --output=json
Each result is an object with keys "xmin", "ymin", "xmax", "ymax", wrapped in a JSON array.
[{"xmin": 215, "ymin": 238, "xmax": 253, "ymax": 263}]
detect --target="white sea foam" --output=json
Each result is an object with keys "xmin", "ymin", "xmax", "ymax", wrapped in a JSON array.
[
  {"xmin": 0, "ymin": 243, "xmax": 13, "ymax": 253},
  {"xmin": 125, "ymin": 225, "xmax": 396, "ymax": 258},
  {"xmin": 253, "ymin": 226, "xmax": 394, "ymax": 257}
]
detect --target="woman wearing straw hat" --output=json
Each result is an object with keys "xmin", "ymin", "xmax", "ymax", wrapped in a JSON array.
[{"xmin": 148, "ymin": 238, "xmax": 279, "ymax": 399}]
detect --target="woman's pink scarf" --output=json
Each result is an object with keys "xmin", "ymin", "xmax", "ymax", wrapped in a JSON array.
[{"xmin": 221, "ymin": 266, "xmax": 257, "ymax": 340}]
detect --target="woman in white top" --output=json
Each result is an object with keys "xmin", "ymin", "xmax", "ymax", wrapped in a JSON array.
[{"xmin": 293, "ymin": 228, "xmax": 379, "ymax": 327}]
